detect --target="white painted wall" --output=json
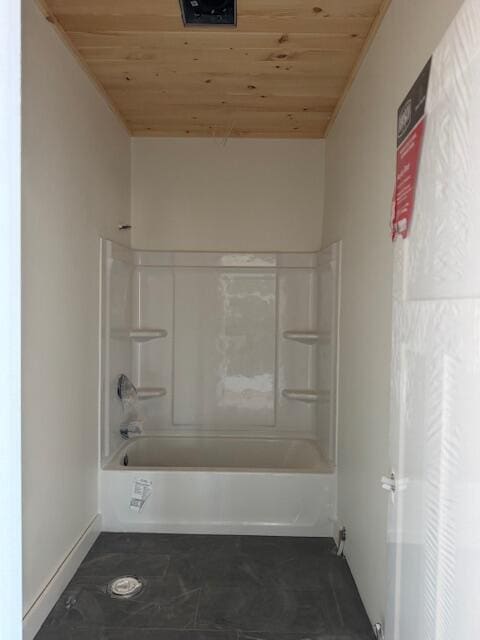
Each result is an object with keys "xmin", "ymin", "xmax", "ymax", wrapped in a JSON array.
[
  {"xmin": 131, "ymin": 138, "xmax": 325, "ymax": 252},
  {"xmin": 321, "ymin": 0, "xmax": 465, "ymax": 627},
  {"xmin": 0, "ymin": 1, "xmax": 22, "ymax": 638},
  {"xmin": 21, "ymin": 0, "xmax": 130, "ymax": 616}
]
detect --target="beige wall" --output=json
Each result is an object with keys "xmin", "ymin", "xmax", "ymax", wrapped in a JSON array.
[
  {"xmin": 322, "ymin": 0, "xmax": 465, "ymax": 626},
  {"xmin": 131, "ymin": 138, "xmax": 325, "ymax": 252},
  {"xmin": 22, "ymin": 0, "xmax": 130, "ymax": 614}
]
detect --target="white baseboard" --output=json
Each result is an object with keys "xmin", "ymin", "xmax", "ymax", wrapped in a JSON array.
[{"xmin": 23, "ymin": 513, "xmax": 102, "ymax": 640}]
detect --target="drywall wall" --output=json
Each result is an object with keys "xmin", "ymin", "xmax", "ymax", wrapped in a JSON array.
[
  {"xmin": 22, "ymin": 0, "xmax": 130, "ymax": 617},
  {"xmin": 131, "ymin": 138, "xmax": 325, "ymax": 252},
  {"xmin": 322, "ymin": 0, "xmax": 465, "ymax": 627}
]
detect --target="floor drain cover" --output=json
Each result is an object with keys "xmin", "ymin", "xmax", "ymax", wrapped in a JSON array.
[{"xmin": 107, "ymin": 576, "xmax": 144, "ymax": 599}]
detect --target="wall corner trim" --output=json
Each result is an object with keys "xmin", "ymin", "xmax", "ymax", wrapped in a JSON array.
[{"xmin": 22, "ymin": 514, "xmax": 102, "ymax": 640}]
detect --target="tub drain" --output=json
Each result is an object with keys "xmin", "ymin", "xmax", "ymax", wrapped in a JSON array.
[{"xmin": 107, "ymin": 576, "xmax": 144, "ymax": 599}]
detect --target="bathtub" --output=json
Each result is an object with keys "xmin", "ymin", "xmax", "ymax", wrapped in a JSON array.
[
  {"xmin": 101, "ymin": 436, "xmax": 336, "ymax": 537},
  {"xmin": 108, "ymin": 435, "xmax": 331, "ymax": 472}
]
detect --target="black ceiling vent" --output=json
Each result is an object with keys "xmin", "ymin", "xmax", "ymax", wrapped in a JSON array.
[{"xmin": 180, "ymin": 0, "xmax": 236, "ymax": 27}]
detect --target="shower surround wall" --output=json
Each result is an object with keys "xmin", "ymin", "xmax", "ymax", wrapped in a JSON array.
[{"xmin": 101, "ymin": 241, "xmax": 340, "ymax": 459}]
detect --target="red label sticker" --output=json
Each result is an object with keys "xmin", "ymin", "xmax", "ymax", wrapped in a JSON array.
[
  {"xmin": 391, "ymin": 59, "xmax": 431, "ymax": 241},
  {"xmin": 391, "ymin": 117, "xmax": 426, "ymax": 240}
]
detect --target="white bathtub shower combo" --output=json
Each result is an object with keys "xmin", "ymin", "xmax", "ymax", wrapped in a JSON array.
[{"xmin": 100, "ymin": 241, "xmax": 341, "ymax": 536}]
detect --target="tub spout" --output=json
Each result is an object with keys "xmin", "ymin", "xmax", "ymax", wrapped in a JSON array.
[{"xmin": 120, "ymin": 420, "xmax": 143, "ymax": 440}]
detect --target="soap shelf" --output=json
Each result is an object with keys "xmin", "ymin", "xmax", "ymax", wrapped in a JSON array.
[
  {"xmin": 129, "ymin": 329, "xmax": 168, "ymax": 342},
  {"xmin": 283, "ymin": 330, "xmax": 329, "ymax": 345},
  {"xmin": 137, "ymin": 387, "xmax": 167, "ymax": 400},
  {"xmin": 282, "ymin": 389, "xmax": 329, "ymax": 404}
]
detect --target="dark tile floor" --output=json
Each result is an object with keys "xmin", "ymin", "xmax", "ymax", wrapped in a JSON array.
[{"xmin": 35, "ymin": 534, "xmax": 374, "ymax": 640}]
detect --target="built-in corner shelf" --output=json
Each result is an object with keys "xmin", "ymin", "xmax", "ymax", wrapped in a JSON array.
[
  {"xmin": 129, "ymin": 329, "xmax": 168, "ymax": 343},
  {"xmin": 282, "ymin": 389, "xmax": 330, "ymax": 404},
  {"xmin": 283, "ymin": 330, "xmax": 329, "ymax": 345},
  {"xmin": 137, "ymin": 387, "xmax": 167, "ymax": 400},
  {"xmin": 282, "ymin": 389, "xmax": 318, "ymax": 403}
]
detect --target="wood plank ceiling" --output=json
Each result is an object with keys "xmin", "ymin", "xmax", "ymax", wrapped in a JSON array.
[{"xmin": 39, "ymin": 0, "xmax": 390, "ymax": 138}]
